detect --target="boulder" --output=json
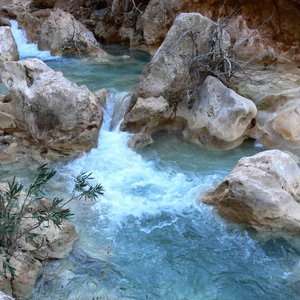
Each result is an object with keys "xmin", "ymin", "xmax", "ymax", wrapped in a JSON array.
[
  {"xmin": 203, "ymin": 150, "xmax": 300, "ymax": 232},
  {"xmin": 181, "ymin": 76, "xmax": 257, "ymax": 149},
  {"xmin": 20, "ymin": 208, "xmax": 77, "ymax": 260},
  {"xmin": 131, "ymin": 13, "xmax": 230, "ymax": 101},
  {"xmin": 1, "ymin": 58, "xmax": 102, "ymax": 157},
  {"xmin": 123, "ymin": 13, "xmax": 260, "ymax": 149},
  {"xmin": 256, "ymin": 87, "xmax": 300, "ymax": 148},
  {"xmin": 123, "ymin": 76, "xmax": 257, "ymax": 150},
  {"xmin": 0, "ymin": 26, "xmax": 19, "ymax": 74},
  {"xmin": 38, "ymin": 9, "xmax": 108, "ymax": 57},
  {"xmin": 9, "ymin": 252, "xmax": 43, "ymax": 299}
]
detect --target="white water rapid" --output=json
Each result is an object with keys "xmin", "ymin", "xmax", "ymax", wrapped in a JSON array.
[
  {"xmin": 7, "ymin": 20, "xmax": 300, "ymax": 300},
  {"xmin": 10, "ymin": 20, "xmax": 57, "ymax": 61}
]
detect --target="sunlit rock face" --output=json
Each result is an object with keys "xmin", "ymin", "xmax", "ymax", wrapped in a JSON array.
[
  {"xmin": 203, "ymin": 150, "xmax": 300, "ymax": 232},
  {"xmin": 121, "ymin": 13, "xmax": 256, "ymax": 150},
  {"xmin": 1, "ymin": 58, "xmax": 103, "ymax": 157}
]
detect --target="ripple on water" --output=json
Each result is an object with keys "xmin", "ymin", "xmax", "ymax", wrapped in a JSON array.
[
  {"xmin": 32, "ymin": 93, "xmax": 300, "ymax": 300},
  {"xmin": 7, "ymin": 23, "xmax": 300, "ymax": 299}
]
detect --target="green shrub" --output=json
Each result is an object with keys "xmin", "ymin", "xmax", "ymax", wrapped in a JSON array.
[{"xmin": 0, "ymin": 164, "xmax": 104, "ymax": 277}]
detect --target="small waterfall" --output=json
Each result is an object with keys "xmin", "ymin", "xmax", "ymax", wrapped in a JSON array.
[
  {"xmin": 64, "ymin": 91, "xmax": 207, "ymax": 224},
  {"xmin": 10, "ymin": 20, "xmax": 58, "ymax": 61}
]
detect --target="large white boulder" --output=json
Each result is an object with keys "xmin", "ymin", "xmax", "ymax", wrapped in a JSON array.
[
  {"xmin": 124, "ymin": 76, "xmax": 257, "ymax": 150},
  {"xmin": 1, "ymin": 58, "xmax": 102, "ymax": 157},
  {"xmin": 121, "ymin": 13, "xmax": 257, "ymax": 150},
  {"xmin": 203, "ymin": 150, "xmax": 300, "ymax": 232}
]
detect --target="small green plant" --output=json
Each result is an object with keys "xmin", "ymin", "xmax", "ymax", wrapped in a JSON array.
[{"xmin": 0, "ymin": 165, "xmax": 104, "ymax": 277}]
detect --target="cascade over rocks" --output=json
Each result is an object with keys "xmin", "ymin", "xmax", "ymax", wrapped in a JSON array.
[
  {"xmin": 122, "ymin": 13, "xmax": 257, "ymax": 150},
  {"xmin": 1, "ymin": 58, "xmax": 103, "ymax": 160},
  {"xmin": 38, "ymin": 9, "xmax": 108, "ymax": 57},
  {"xmin": 203, "ymin": 150, "xmax": 300, "ymax": 232}
]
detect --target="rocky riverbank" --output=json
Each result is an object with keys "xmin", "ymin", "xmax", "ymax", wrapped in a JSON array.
[{"xmin": 0, "ymin": 0, "xmax": 300, "ymax": 298}]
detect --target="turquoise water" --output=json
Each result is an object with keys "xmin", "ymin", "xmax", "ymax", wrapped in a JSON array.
[{"xmin": 4, "ymin": 21, "xmax": 300, "ymax": 300}]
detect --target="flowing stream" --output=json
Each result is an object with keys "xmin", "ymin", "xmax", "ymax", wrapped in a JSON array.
[{"xmin": 3, "ymin": 22, "xmax": 300, "ymax": 300}]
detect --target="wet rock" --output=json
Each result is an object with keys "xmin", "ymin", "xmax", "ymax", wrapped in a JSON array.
[
  {"xmin": 38, "ymin": 9, "xmax": 108, "ymax": 57},
  {"xmin": 128, "ymin": 132, "xmax": 153, "ymax": 151},
  {"xmin": 1, "ymin": 58, "xmax": 102, "ymax": 158},
  {"xmin": 94, "ymin": 88, "xmax": 110, "ymax": 108},
  {"xmin": 203, "ymin": 150, "xmax": 300, "ymax": 232}
]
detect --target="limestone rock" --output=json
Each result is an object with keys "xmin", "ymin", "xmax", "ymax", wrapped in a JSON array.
[
  {"xmin": 123, "ymin": 76, "xmax": 256, "ymax": 150},
  {"xmin": 20, "ymin": 214, "xmax": 77, "ymax": 260},
  {"xmin": 125, "ymin": 96, "xmax": 169, "ymax": 123},
  {"xmin": 1, "ymin": 58, "xmax": 102, "ymax": 157},
  {"xmin": 256, "ymin": 87, "xmax": 300, "ymax": 148},
  {"xmin": 143, "ymin": 0, "xmax": 186, "ymax": 48},
  {"xmin": 228, "ymin": 15, "xmax": 277, "ymax": 63},
  {"xmin": 132, "ymin": 13, "xmax": 230, "ymax": 101},
  {"xmin": 0, "ymin": 111, "xmax": 15, "ymax": 130},
  {"xmin": 94, "ymin": 88, "xmax": 110, "ymax": 108},
  {"xmin": 0, "ymin": 26, "xmax": 19, "ymax": 74},
  {"xmin": 123, "ymin": 13, "xmax": 261, "ymax": 150},
  {"xmin": 180, "ymin": 76, "xmax": 257, "ymax": 149},
  {"xmin": 10, "ymin": 252, "xmax": 43, "ymax": 299},
  {"xmin": 203, "ymin": 150, "xmax": 300, "ymax": 232},
  {"xmin": 55, "ymin": 0, "xmax": 99, "ymax": 20},
  {"xmin": 38, "ymin": 9, "xmax": 108, "ymax": 57}
]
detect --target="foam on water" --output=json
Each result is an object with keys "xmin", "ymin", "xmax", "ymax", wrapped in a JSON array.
[
  {"xmin": 64, "ymin": 92, "xmax": 219, "ymax": 224},
  {"xmin": 6, "ymin": 27, "xmax": 298, "ymax": 299},
  {"xmin": 10, "ymin": 20, "xmax": 58, "ymax": 61}
]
